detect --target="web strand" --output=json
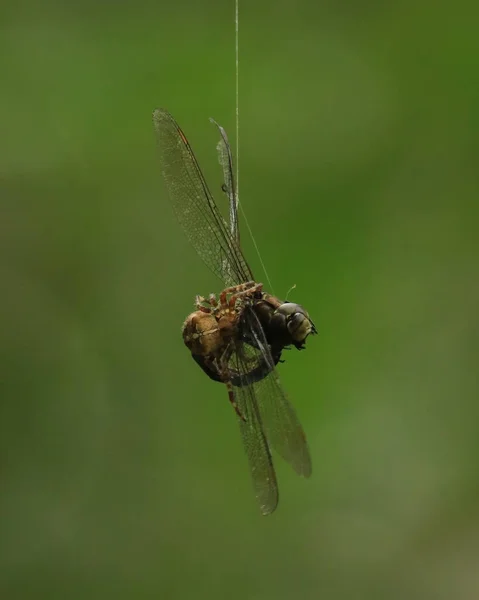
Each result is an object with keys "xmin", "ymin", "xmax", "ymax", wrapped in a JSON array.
[
  {"xmin": 234, "ymin": 0, "xmax": 275, "ymax": 296},
  {"xmin": 235, "ymin": 0, "xmax": 239, "ymax": 203}
]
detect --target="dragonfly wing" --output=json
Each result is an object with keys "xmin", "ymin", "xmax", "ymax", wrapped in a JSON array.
[
  {"xmin": 229, "ymin": 351, "xmax": 279, "ymax": 515},
  {"xmin": 238, "ymin": 308, "xmax": 312, "ymax": 478},
  {"xmin": 153, "ymin": 108, "xmax": 253, "ymax": 286},
  {"xmin": 210, "ymin": 118, "xmax": 239, "ymax": 245}
]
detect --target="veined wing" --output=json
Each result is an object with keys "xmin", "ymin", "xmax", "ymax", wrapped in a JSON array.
[
  {"xmin": 153, "ymin": 108, "xmax": 253, "ymax": 286},
  {"xmin": 210, "ymin": 118, "xmax": 239, "ymax": 245},
  {"xmin": 229, "ymin": 366, "xmax": 279, "ymax": 515},
  {"xmin": 211, "ymin": 118, "xmax": 240, "ymax": 287},
  {"xmin": 235, "ymin": 307, "xmax": 312, "ymax": 479}
]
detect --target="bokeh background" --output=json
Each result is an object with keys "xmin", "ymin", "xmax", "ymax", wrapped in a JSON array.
[{"xmin": 1, "ymin": 0, "xmax": 478, "ymax": 598}]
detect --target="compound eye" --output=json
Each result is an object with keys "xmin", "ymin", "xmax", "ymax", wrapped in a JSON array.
[
  {"xmin": 288, "ymin": 312, "xmax": 312, "ymax": 342},
  {"xmin": 288, "ymin": 312, "xmax": 304, "ymax": 332},
  {"xmin": 278, "ymin": 302, "xmax": 299, "ymax": 317}
]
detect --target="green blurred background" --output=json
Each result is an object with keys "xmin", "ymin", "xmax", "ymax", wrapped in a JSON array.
[{"xmin": 1, "ymin": 0, "xmax": 478, "ymax": 598}]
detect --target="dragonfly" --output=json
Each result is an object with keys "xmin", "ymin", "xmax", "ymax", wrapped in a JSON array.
[{"xmin": 153, "ymin": 108, "xmax": 316, "ymax": 515}]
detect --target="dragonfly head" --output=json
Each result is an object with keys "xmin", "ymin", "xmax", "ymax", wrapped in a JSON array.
[{"xmin": 274, "ymin": 302, "xmax": 317, "ymax": 349}]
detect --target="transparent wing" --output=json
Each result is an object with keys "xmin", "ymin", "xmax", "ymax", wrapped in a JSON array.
[
  {"xmin": 235, "ymin": 308, "xmax": 312, "ymax": 478},
  {"xmin": 153, "ymin": 108, "xmax": 253, "ymax": 286},
  {"xmin": 210, "ymin": 118, "xmax": 239, "ymax": 245},
  {"xmin": 250, "ymin": 367, "xmax": 312, "ymax": 478},
  {"xmin": 231, "ymin": 379, "xmax": 278, "ymax": 515}
]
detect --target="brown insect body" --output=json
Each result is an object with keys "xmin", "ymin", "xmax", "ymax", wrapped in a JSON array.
[
  {"xmin": 183, "ymin": 284, "xmax": 316, "ymax": 386},
  {"xmin": 153, "ymin": 108, "xmax": 316, "ymax": 515},
  {"xmin": 183, "ymin": 281, "xmax": 267, "ymax": 384}
]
